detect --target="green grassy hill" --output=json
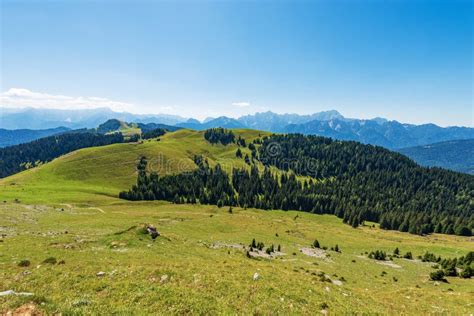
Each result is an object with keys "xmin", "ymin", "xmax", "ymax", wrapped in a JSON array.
[
  {"xmin": 0, "ymin": 129, "xmax": 472, "ymax": 314},
  {"xmin": 0, "ymin": 129, "xmax": 267, "ymax": 203}
]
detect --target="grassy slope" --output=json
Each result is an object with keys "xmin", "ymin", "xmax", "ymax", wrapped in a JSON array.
[
  {"xmin": 0, "ymin": 129, "xmax": 265, "ymax": 204},
  {"xmin": 0, "ymin": 129, "xmax": 472, "ymax": 314}
]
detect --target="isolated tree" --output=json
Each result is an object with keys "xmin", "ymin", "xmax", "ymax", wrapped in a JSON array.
[
  {"xmin": 236, "ymin": 148, "xmax": 242, "ymax": 158},
  {"xmin": 313, "ymin": 239, "xmax": 320, "ymax": 248}
]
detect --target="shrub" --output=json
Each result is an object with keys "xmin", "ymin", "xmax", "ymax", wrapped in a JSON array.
[
  {"xmin": 459, "ymin": 267, "xmax": 472, "ymax": 278},
  {"xmin": 430, "ymin": 270, "xmax": 445, "ymax": 281},
  {"xmin": 312, "ymin": 239, "xmax": 320, "ymax": 248},
  {"xmin": 42, "ymin": 257, "xmax": 57, "ymax": 264},
  {"xmin": 265, "ymin": 244, "xmax": 274, "ymax": 255},
  {"xmin": 368, "ymin": 250, "xmax": 386, "ymax": 261},
  {"xmin": 403, "ymin": 252, "xmax": 413, "ymax": 260},
  {"xmin": 444, "ymin": 264, "xmax": 457, "ymax": 277}
]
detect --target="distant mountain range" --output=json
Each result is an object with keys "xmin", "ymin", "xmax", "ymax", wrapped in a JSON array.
[
  {"xmin": 0, "ymin": 127, "xmax": 70, "ymax": 148},
  {"xmin": 0, "ymin": 107, "xmax": 186, "ymax": 130},
  {"xmin": 398, "ymin": 139, "xmax": 474, "ymax": 175},
  {"xmin": 1, "ymin": 107, "xmax": 473, "ymax": 150},
  {"xmin": 178, "ymin": 111, "xmax": 473, "ymax": 149}
]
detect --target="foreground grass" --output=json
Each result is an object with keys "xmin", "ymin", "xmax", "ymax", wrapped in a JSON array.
[{"xmin": 0, "ymin": 200, "xmax": 472, "ymax": 314}]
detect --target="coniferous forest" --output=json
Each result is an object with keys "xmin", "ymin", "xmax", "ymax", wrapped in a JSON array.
[
  {"xmin": 120, "ymin": 132, "xmax": 474, "ymax": 236},
  {"xmin": 204, "ymin": 128, "xmax": 236, "ymax": 145},
  {"xmin": 0, "ymin": 132, "xmax": 124, "ymax": 178},
  {"xmin": 257, "ymin": 134, "xmax": 473, "ymax": 236}
]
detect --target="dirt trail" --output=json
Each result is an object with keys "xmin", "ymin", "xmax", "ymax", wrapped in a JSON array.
[{"xmin": 88, "ymin": 207, "xmax": 105, "ymax": 214}]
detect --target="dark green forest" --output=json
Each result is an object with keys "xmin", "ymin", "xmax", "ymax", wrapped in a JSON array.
[
  {"xmin": 120, "ymin": 131, "xmax": 474, "ymax": 237},
  {"xmin": 204, "ymin": 128, "xmax": 236, "ymax": 145},
  {"xmin": 257, "ymin": 134, "xmax": 473, "ymax": 236},
  {"xmin": 141, "ymin": 128, "xmax": 167, "ymax": 140},
  {"xmin": 0, "ymin": 132, "xmax": 124, "ymax": 178}
]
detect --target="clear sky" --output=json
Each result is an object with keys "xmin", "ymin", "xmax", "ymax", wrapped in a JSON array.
[{"xmin": 0, "ymin": 0, "xmax": 472, "ymax": 126}]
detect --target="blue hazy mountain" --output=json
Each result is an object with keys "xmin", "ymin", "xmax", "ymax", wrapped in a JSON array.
[
  {"xmin": 178, "ymin": 110, "xmax": 473, "ymax": 149},
  {"xmin": 282, "ymin": 118, "xmax": 474, "ymax": 149},
  {"xmin": 1, "ymin": 107, "xmax": 473, "ymax": 150},
  {"xmin": 0, "ymin": 127, "xmax": 70, "ymax": 148},
  {"xmin": 177, "ymin": 116, "xmax": 245, "ymax": 130},
  {"xmin": 238, "ymin": 110, "xmax": 344, "ymax": 132},
  {"xmin": 398, "ymin": 139, "xmax": 474, "ymax": 174},
  {"xmin": 0, "ymin": 107, "xmax": 187, "ymax": 129}
]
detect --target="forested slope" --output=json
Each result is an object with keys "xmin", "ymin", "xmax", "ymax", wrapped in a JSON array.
[{"xmin": 121, "ymin": 131, "xmax": 474, "ymax": 236}]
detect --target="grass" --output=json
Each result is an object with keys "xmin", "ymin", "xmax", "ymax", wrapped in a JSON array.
[{"xmin": 0, "ymin": 129, "xmax": 472, "ymax": 314}]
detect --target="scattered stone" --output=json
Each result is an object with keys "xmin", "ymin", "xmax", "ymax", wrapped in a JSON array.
[
  {"xmin": 253, "ymin": 272, "xmax": 260, "ymax": 281},
  {"xmin": 375, "ymin": 260, "xmax": 402, "ymax": 269},
  {"xmin": 332, "ymin": 279, "xmax": 343, "ymax": 286},
  {"xmin": 96, "ymin": 271, "xmax": 106, "ymax": 277},
  {"xmin": 0, "ymin": 290, "xmax": 34, "ymax": 296},
  {"xmin": 72, "ymin": 299, "xmax": 91, "ymax": 307},
  {"xmin": 146, "ymin": 225, "xmax": 160, "ymax": 240},
  {"xmin": 300, "ymin": 247, "xmax": 331, "ymax": 261},
  {"xmin": 160, "ymin": 274, "xmax": 169, "ymax": 283}
]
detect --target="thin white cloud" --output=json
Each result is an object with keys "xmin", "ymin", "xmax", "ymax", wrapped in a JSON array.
[
  {"xmin": 232, "ymin": 101, "xmax": 250, "ymax": 107},
  {"xmin": 0, "ymin": 88, "xmax": 134, "ymax": 112}
]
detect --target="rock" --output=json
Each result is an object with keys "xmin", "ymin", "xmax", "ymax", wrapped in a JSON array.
[
  {"xmin": 146, "ymin": 225, "xmax": 160, "ymax": 240},
  {"xmin": 332, "ymin": 279, "xmax": 343, "ymax": 286},
  {"xmin": 0, "ymin": 290, "xmax": 33, "ymax": 296},
  {"xmin": 253, "ymin": 272, "xmax": 260, "ymax": 281},
  {"xmin": 160, "ymin": 274, "xmax": 169, "ymax": 283},
  {"xmin": 96, "ymin": 271, "xmax": 106, "ymax": 277}
]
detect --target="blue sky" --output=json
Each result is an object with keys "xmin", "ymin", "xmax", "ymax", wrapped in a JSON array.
[{"xmin": 0, "ymin": 0, "xmax": 472, "ymax": 126}]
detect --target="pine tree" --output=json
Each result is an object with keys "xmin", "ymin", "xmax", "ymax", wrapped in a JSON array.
[{"xmin": 236, "ymin": 148, "xmax": 242, "ymax": 158}]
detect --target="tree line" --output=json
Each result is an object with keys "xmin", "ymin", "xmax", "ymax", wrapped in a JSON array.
[{"xmin": 204, "ymin": 128, "xmax": 235, "ymax": 145}]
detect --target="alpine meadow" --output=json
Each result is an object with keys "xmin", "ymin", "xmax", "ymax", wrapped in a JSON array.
[{"xmin": 1, "ymin": 1, "xmax": 473, "ymax": 315}]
